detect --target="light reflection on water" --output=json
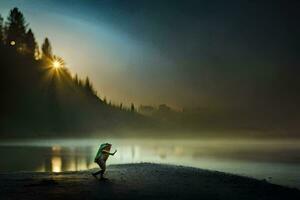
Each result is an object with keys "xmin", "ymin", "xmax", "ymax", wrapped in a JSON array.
[
  {"xmin": 0, "ymin": 138, "xmax": 299, "ymax": 189},
  {"xmin": 51, "ymin": 156, "xmax": 62, "ymax": 172}
]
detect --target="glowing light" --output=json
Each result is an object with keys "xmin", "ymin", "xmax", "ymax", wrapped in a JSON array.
[
  {"xmin": 51, "ymin": 156, "xmax": 62, "ymax": 172},
  {"xmin": 52, "ymin": 60, "xmax": 61, "ymax": 69},
  {"xmin": 52, "ymin": 146, "xmax": 61, "ymax": 151},
  {"xmin": 10, "ymin": 41, "xmax": 15, "ymax": 46},
  {"xmin": 34, "ymin": 51, "xmax": 41, "ymax": 60}
]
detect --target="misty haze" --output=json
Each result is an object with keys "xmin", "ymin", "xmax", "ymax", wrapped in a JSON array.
[{"xmin": 0, "ymin": 1, "xmax": 299, "ymax": 200}]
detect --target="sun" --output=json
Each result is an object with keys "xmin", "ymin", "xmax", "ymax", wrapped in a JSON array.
[
  {"xmin": 52, "ymin": 60, "xmax": 61, "ymax": 69},
  {"xmin": 50, "ymin": 56, "xmax": 65, "ymax": 70}
]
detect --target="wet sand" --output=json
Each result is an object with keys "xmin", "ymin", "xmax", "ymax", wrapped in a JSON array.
[{"xmin": 0, "ymin": 163, "xmax": 299, "ymax": 200}]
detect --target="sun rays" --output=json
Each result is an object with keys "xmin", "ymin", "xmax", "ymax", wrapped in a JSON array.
[
  {"xmin": 51, "ymin": 56, "xmax": 65, "ymax": 70},
  {"xmin": 52, "ymin": 60, "xmax": 61, "ymax": 69}
]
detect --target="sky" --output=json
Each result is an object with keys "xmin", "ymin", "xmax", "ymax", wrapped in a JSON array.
[{"xmin": 0, "ymin": 0, "xmax": 299, "ymax": 112}]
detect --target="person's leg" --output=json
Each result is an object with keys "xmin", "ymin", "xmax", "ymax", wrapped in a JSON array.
[
  {"xmin": 92, "ymin": 170, "xmax": 101, "ymax": 176},
  {"xmin": 92, "ymin": 160, "xmax": 103, "ymax": 178},
  {"xmin": 99, "ymin": 160, "xmax": 106, "ymax": 179}
]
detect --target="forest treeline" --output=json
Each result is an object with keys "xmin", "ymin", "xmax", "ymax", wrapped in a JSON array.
[
  {"xmin": 0, "ymin": 8, "xmax": 154, "ymax": 137},
  {"xmin": 1, "ymin": 8, "xmax": 297, "ymax": 139}
]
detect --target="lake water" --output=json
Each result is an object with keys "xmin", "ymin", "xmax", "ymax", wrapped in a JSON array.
[{"xmin": 0, "ymin": 138, "xmax": 299, "ymax": 189}]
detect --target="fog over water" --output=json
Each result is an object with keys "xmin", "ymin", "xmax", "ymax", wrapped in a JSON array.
[{"xmin": 0, "ymin": 137, "xmax": 299, "ymax": 189}]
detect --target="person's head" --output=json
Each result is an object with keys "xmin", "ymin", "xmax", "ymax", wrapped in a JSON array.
[{"xmin": 104, "ymin": 143, "xmax": 112, "ymax": 151}]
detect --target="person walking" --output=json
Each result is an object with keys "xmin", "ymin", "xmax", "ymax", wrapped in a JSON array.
[{"xmin": 92, "ymin": 143, "xmax": 117, "ymax": 180}]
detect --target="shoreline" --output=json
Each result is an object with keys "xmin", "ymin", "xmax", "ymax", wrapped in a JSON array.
[{"xmin": 0, "ymin": 163, "xmax": 299, "ymax": 200}]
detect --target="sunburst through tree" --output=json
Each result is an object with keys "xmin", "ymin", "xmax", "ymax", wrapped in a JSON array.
[{"xmin": 51, "ymin": 56, "xmax": 65, "ymax": 70}]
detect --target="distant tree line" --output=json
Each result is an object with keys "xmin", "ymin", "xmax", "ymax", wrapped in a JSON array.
[
  {"xmin": 0, "ymin": 8, "xmax": 99, "ymax": 96},
  {"xmin": 0, "ymin": 8, "xmax": 147, "ymax": 137},
  {"xmin": 0, "ymin": 7, "xmax": 137, "ymax": 111}
]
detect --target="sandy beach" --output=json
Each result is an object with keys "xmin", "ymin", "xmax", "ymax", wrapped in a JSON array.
[{"xmin": 0, "ymin": 163, "xmax": 299, "ymax": 200}]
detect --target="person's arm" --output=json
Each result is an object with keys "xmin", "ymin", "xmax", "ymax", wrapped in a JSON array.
[
  {"xmin": 110, "ymin": 149, "xmax": 117, "ymax": 156},
  {"xmin": 102, "ymin": 149, "xmax": 117, "ymax": 155}
]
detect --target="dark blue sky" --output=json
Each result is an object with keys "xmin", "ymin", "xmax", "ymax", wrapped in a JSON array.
[{"xmin": 0, "ymin": 0, "xmax": 299, "ymax": 110}]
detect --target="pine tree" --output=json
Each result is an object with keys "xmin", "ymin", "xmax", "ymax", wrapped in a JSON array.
[
  {"xmin": 5, "ymin": 8, "xmax": 27, "ymax": 46},
  {"xmin": 24, "ymin": 29, "xmax": 37, "ymax": 57},
  {"xmin": 41, "ymin": 37, "xmax": 52, "ymax": 59},
  {"xmin": 74, "ymin": 74, "xmax": 79, "ymax": 85},
  {"xmin": 131, "ymin": 103, "xmax": 135, "ymax": 112},
  {"xmin": 0, "ymin": 14, "xmax": 3, "ymax": 43},
  {"xmin": 84, "ymin": 77, "xmax": 95, "ymax": 95},
  {"xmin": 103, "ymin": 97, "xmax": 107, "ymax": 104},
  {"xmin": 85, "ymin": 77, "xmax": 91, "ymax": 90}
]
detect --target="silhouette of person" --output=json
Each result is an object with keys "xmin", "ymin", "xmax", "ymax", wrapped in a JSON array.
[{"xmin": 92, "ymin": 143, "xmax": 117, "ymax": 179}]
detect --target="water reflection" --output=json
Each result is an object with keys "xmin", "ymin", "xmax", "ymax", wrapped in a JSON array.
[
  {"xmin": 35, "ymin": 145, "xmax": 94, "ymax": 172},
  {"xmin": 0, "ymin": 138, "xmax": 299, "ymax": 188},
  {"xmin": 51, "ymin": 156, "xmax": 62, "ymax": 172}
]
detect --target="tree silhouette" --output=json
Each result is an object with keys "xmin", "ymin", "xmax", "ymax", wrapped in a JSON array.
[
  {"xmin": 41, "ymin": 37, "xmax": 52, "ymax": 59},
  {"xmin": 24, "ymin": 29, "xmax": 37, "ymax": 58},
  {"xmin": 73, "ymin": 74, "xmax": 80, "ymax": 86},
  {"xmin": 0, "ymin": 14, "xmax": 3, "ymax": 42},
  {"xmin": 103, "ymin": 97, "xmax": 107, "ymax": 104},
  {"xmin": 4, "ymin": 8, "xmax": 27, "ymax": 47},
  {"xmin": 85, "ymin": 77, "xmax": 91, "ymax": 89},
  {"xmin": 84, "ymin": 77, "xmax": 96, "ymax": 95},
  {"xmin": 0, "ymin": 7, "xmax": 147, "ymax": 136},
  {"xmin": 131, "ymin": 103, "xmax": 135, "ymax": 112}
]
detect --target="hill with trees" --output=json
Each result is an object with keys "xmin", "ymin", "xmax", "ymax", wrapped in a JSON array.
[{"xmin": 0, "ymin": 8, "xmax": 154, "ymax": 137}]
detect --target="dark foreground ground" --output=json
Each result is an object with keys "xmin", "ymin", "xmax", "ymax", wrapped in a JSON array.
[{"xmin": 0, "ymin": 163, "xmax": 299, "ymax": 200}]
